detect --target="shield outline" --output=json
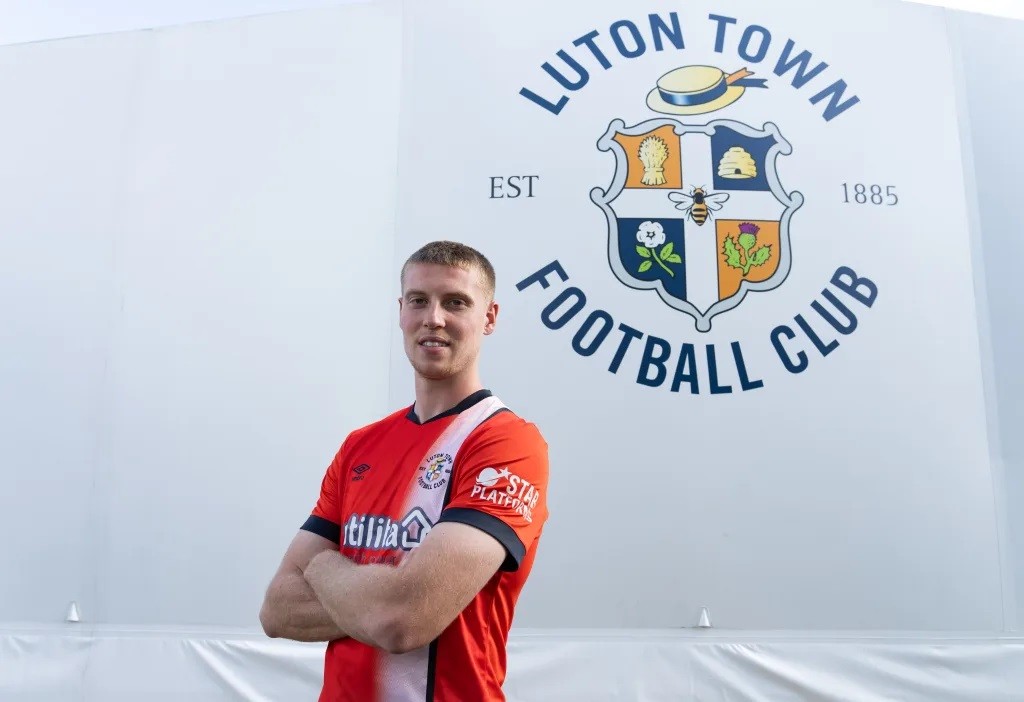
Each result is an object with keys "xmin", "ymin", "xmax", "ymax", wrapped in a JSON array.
[{"xmin": 590, "ymin": 118, "xmax": 805, "ymax": 332}]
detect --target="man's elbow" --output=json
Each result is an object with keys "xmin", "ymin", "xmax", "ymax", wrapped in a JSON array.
[
  {"xmin": 259, "ymin": 599, "xmax": 283, "ymax": 638},
  {"xmin": 373, "ymin": 608, "xmax": 439, "ymax": 655},
  {"xmin": 377, "ymin": 627, "xmax": 429, "ymax": 655}
]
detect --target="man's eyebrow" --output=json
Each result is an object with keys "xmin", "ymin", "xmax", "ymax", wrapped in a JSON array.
[{"xmin": 404, "ymin": 289, "xmax": 473, "ymax": 299}]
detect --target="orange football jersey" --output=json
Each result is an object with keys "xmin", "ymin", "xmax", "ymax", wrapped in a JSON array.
[{"xmin": 302, "ymin": 390, "xmax": 549, "ymax": 702}]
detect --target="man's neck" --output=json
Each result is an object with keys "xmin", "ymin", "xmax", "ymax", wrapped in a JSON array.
[{"xmin": 413, "ymin": 374, "xmax": 483, "ymax": 422}]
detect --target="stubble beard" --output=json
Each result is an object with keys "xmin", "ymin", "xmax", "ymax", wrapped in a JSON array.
[
  {"xmin": 408, "ymin": 345, "xmax": 461, "ymax": 382},
  {"xmin": 414, "ymin": 359, "xmax": 453, "ymax": 381}
]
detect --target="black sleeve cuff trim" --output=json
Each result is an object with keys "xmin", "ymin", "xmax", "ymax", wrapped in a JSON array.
[
  {"xmin": 438, "ymin": 507, "xmax": 526, "ymax": 572},
  {"xmin": 301, "ymin": 515, "xmax": 341, "ymax": 544}
]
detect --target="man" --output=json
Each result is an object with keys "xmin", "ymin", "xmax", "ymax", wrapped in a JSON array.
[{"xmin": 259, "ymin": 240, "xmax": 549, "ymax": 702}]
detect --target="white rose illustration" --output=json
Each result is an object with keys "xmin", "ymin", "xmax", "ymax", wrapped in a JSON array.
[
  {"xmin": 636, "ymin": 221, "xmax": 666, "ymax": 248},
  {"xmin": 633, "ymin": 220, "xmax": 682, "ymax": 278}
]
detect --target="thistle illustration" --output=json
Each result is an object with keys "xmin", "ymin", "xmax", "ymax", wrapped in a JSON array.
[
  {"xmin": 635, "ymin": 221, "xmax": 682, "ymax": 277},
  {"xmin": 638, "ymin": 136, "xmax": 669, "ymax": 186},
  {"xmin": 723, "ymin": 222, "xmax": 771, "ymax": 276}
]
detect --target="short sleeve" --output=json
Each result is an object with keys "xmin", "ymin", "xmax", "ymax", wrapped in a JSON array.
[
  {"xmin": 300, "ymin": 438, "xmax": 347, "ymax": 544},
  {"xmin": 438, "ymin": 417, "xmax": 549, "ymax": 571}
]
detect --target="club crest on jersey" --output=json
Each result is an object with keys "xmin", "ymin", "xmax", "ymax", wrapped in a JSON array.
[
  {"xmin": 418, "ymin": 452, "xmax": 454, "ymax": 490},
  {"xmin": 591, "ymin": 107, "xmax": 803, "ymax": 332}
]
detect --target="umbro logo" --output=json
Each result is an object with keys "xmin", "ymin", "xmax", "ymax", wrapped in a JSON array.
[{"xmin": 351, "ymin": 463, "xmax": 371, "ymax": 482}]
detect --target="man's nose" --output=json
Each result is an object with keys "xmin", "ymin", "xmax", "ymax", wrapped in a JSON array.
[{"xmin": 423, "ymin": 302, "xmax": 445, "ymax": 327}]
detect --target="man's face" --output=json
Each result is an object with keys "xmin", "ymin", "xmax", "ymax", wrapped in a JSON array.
[{"xmin": 399, "ymin": 262, "xmax": 497, "ymax": 382}]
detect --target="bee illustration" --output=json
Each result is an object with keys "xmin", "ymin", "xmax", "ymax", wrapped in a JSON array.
[{"xmin": 668, "ymin": 186, "xmax": 730, "ymax": 226}]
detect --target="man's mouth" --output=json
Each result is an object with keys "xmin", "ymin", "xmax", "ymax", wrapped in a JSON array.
[{"xmin": 419, "ymin": 338, "xmax": 450, "ymax": 348}]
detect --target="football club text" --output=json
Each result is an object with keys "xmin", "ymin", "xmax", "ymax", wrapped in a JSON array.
[{"xmin": 516, "ymin": 261, "xmax": 879, "ymax": 393}]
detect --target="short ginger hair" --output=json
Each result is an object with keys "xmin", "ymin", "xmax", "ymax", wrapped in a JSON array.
[{"xmin": 400, "ymin": 240, "xmax": 496, "ymax": 299}]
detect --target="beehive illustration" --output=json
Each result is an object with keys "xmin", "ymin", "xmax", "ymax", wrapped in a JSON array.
[{"xmin": 718, "ymin": 147, "xmax": 757, "ymax": 179}]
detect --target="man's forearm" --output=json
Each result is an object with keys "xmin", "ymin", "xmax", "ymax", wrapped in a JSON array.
[
  {"xmin": 304, "ymin": 551, "xmax": 407, "ymax": 651},
  {"xmin": 260, "ymin": 566, "xmax": 348, "ymax": 642}
]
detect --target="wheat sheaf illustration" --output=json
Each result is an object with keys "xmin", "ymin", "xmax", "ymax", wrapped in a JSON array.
[{"xmin": 638, "ymin": 136, "xmax": 669, "ymax": 186}]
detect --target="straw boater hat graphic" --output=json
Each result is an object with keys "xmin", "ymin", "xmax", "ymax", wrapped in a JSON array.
[{"xmin": 647, "ymin": 65, "xmax": 768, "ymax": 115}]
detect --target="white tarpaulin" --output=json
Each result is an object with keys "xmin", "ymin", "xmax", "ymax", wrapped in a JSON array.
[{"xmin": 4, "ymin": 627, "xmax": 1024, "ymax": 701}]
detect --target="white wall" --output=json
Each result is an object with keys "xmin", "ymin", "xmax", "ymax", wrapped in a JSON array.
[
  {"xmin": 0, "ymin": 0, "xmax": 1020, "ymax": 663},
  {"xmin": 952, "ymin": 9, "xmax": 1024, "ymax": 633},
  {"xmin": 0, "ymin": 0, "xmax": 364, "ymax": 47},
  {"xmin": 393, "ymin": 0, "xmax": 1006, "ymax": 631},
  {"xmin": 0, "ymin": 29, "xmax": 143, "ymax": 625},
  {"xmin": 0, "ymin": 1, "xmax": 402, "ymax": 627}
]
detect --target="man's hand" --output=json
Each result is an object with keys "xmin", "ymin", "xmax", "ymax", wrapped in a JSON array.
[
  {"xmin": 259, "ymin": 530, "xmax": 348, "ymax": 642},
  {"xmin": 304, "ymin": 522, "xmax": 505, "ymax": 654}
]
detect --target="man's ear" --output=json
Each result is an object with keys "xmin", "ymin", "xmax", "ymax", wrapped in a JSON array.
[{"xmin": 483, "ymin": 301, "xmax": 499, "ymax": 335}]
